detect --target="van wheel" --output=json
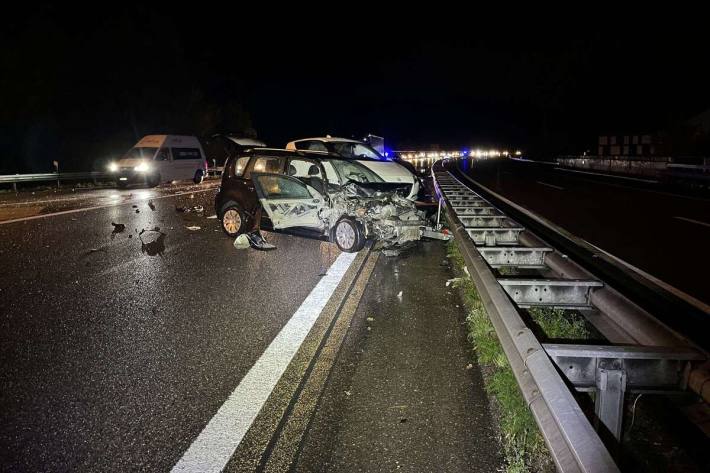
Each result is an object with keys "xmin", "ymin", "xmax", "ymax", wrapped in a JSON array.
[
  {"xmin": 333, "ymin": 217, "xmax": 364, "ymax": 253},
  {"xmin": 147, "ymin": 173, "xmax": 160, "ymax": 188},
  {"xmin": 193, "ymin": 169, "xmax": 204, "ymax": 184},
  {"xmin": 221, "ymin": 204, "xmax": 245, "ymax": 237}
]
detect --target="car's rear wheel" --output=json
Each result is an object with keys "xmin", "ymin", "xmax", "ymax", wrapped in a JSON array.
[
  {"xmin": 334, "ymin": 217, "xmax": 364, "ymax": 253},
  {"xmin": 193, "ymin": 169, "xmax": 204, "ymax": 184},
  {"xmin": 221, "ymin": 205, "xmax": 245, "ymax": 237}
]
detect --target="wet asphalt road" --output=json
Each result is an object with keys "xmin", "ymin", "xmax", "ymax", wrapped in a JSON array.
[
  {"xmin": 458, "ymin": 158, "xmax": 710, "ymax": 306},
  {"xmin": 0, "ymin": 183, "xmax": 340, "ymax": 471}
]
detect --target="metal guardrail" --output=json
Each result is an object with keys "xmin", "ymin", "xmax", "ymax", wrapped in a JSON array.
[
  {"xmin": 434, "ymin": 159, "xmax": 708, "ymax": 472},
  {"xmin": 433, "ymin": 164, "xmax": 620, "ymax": 473},
  {"xmin": 0, "ymin": 168, "xmax": 224, "ymax": 191}
]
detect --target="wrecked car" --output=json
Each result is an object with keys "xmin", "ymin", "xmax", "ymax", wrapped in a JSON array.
[{"xmin": 214, "ymin": 149, "xmax": 426, "ymax": 252}]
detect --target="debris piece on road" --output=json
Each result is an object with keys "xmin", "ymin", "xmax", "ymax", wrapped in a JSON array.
[
  {"xmin": 139, "ymin": 228, "xmax": 166, "ymax": 257},
  {"xmin": 111, "ymin": 222, "xmax": 125, "ymax": 233},
  {"xmin": 397, "ymin": 290, "xmax": 403, "ymax": 300},
  {"xmin": 366, "ymin": 317, "xmax": 374, "ymax": 322},
  {"xmin": 132, "ymin": 205, "xmax": 138, "ymax": 208},
  {"xmin": 367, "ymin": 326, "xmax": 371, "ymax": 331},
  {"xmin": 446, "ymin": 277, "xmax": 463, "ymax": 287},
  {"xmin": 148, "ymin": 201, "xmax": 155, "ymax": 211},
  {"xmin": 344, "ymin": 390, "xmax": 352, "ymax": 397},
  {"xmin": 206, "ymin": 214, "xmax": 218, "ymax": 219},
  {"xmin": 400, "ymin": 418, "xmax": 408, "ymax": 423},
  {"xmin": 233, "ymin": 234, "xmax": 250, "ymax": 250},
  {"xmin": 422, "ymin": 226, "xmax": 453, "ymax": 241},
  {"xmin": 247, "ymin": 231, "xmax": 276, "ymax": 250},
  {"xmin": 186, "ymin": 226, "xmax": 201, "ymax": 231},
  {"xmin": 175, "ymin": 205, "xmax": 205, "ymax": 214},
  {"xmin": 466, "ymin": 363, "xmax": 474, "ymax": 370},
  {"xmin": 135, "ymin": 209, "xmax": 140, "ymax": 213}
]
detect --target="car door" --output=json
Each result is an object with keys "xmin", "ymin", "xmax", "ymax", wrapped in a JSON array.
[{"xmin": 251, "ymin": 173, "xmax": 325, "ymax": 230}]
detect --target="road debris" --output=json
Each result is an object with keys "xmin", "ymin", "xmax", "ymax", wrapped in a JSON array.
[
  {"xmin": 175, "ymin": 205, "xmax": 205, "ymax": 213},
  {"xmin": 186, "ymin": 226, "xmax": 201, "ymax": 231},
  {"xmin": 206, "ymin": 214, "xmax": 217, "ymax": 219},
  {"xmin": 148, "ymin": 201, "xmax": 155, "ymax": 211},
  {"xmin": 466, "ymin": 363, "xmax": 474, "ymax": 370},
  {"xmin": 397, "ymin": 290, "xmax": 403, "ymax": 300},
  {"xmin": 446, "ymin": 277, "xmax": 463, "ymax": 287},
  {"xmin": 111, "ymin": 222, "xmax": 125, "ymax": 233},
  {"xmin": 233, "ymin": 234, "xmax": 250, "ymax": 250},
  {"xmin": 366, "ymin": 317, "xmax": 374, "ymax": 322},
  {"xmin": 139, "ymin": 228, "xmax": 166, "ymax": 257}
]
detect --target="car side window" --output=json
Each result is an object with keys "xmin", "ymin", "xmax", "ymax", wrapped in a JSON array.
[
  {"xmin": 233, "ymin": 156, "xmax": 250, "ymax": 177},
  {"xmin": 295, "ymin": 141, "xmax": 328, "ymax": 152},
  {"xmin": 255, "ymin": 175, "xmax": 312, "ymax": 200},
  {"xmin": 245, "ymin": 157, "xmax": 284, "ymax": 178}
]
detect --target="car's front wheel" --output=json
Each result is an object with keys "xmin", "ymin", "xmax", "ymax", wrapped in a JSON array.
[
  {"xmin": 221, "ymin": 205, "xmax": 246, "ymax": 237},
  {"xmin": 147, "ymin": 173, "xmax": 161, "ymax": 188},
  {"xmin": 333, "ymin": 217, "xmax": 364, "ymax": 253},
  {"xmin": 193, "ymin": 169, "xmax": 205, "ymax": 184}
]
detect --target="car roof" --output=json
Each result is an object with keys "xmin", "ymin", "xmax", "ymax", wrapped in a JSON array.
[
  {"xmin": 245, "ymin": 148, "xmax": 374, "ymax": 162},
  {"xmin": 290, "ymin": 137, "xmax": 361, "ymax": 144}
]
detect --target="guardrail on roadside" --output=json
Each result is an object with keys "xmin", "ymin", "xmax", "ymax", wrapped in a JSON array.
[
  {"xmin": 1, "ymin": 167, "xmax": 224, "ymax": 191},
  {"xmin": 433, "ymin": 158, "xmax": 708, "ymax": 472}
]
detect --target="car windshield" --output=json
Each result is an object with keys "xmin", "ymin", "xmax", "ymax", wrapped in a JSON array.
[
  {"xmin": 330, "ymin": 142, "xmax": 384, "ymax": 160},
  {"xmin": 329, "ymin": 159, "xmax": 384, "ymax": 185},
  {"xmin": 122, "ymin": 147, "xmax": 157, "ymax": 160}
]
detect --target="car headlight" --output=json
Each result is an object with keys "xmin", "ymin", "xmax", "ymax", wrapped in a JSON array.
[
  {"xmin": 108, "ymin": 162, "xmax": 118, "ymax": 172},
  {"xmin": 134, "ymin": 162, "xmax": 151, "ymax": 173}
]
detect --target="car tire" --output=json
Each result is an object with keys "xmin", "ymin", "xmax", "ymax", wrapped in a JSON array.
[
  {"xmin": 220, "ymin": 204, "xmax": 246, "ymax": 237},
  {"xmin": 333, "ymin": 217, "xmax": 364, "ymax": 253},
  {"xmin": 147, "ymin": 173, "xmax": 161, "ymax": 188},
  {"xmin": 193, "ymin": 169, "xmax": 204, "ymax": 184}
]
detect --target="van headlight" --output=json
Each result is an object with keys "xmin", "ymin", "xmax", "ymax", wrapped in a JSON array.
[
  {"xmin": 134, "ymin": 162, "xmax": 151, "ymax": 173},
  {"xmin": 108, "ymin": 162, "xmax": 118, "ymax": 172}
]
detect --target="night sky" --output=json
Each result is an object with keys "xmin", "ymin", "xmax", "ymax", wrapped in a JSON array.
[{"xmin": 2, "ymin": 6, "xmax": 709, "ymax": 172}]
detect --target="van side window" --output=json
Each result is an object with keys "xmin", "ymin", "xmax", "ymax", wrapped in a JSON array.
[
  {"xmin": 155, "ymin": 148, "xmax": 171, "ymax": 161},
  {"xmin": 233, "ymin": 156, "xmax": 250, "ymax": 177},
  {"xmin": 172, "ymin": 148, "xmax": 201, "ymax": 160}
]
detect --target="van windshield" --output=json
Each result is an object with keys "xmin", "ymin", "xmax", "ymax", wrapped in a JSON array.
[{"xmin": 122, "ymin": 147, "xmax": 157, "ymax": 160}]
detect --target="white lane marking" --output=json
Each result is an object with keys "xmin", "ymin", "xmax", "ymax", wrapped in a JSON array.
[
  {"xmin": 673, "ymin": 216, "xmax": 710, "ymax": 229},
  {"xmin": 536, "ymin": 181, "xmax": 565, "ymax": 191},
  {"xmin": 0, "ymin": 186, "xmax": 218, "ymax": 226},
  {"xmin": 171, "ymin": 251, "xmax": 357, "ymax": 473},
  {"xmin": 554, "ymin": 167, "xmax": 659, "ymax": 184}
]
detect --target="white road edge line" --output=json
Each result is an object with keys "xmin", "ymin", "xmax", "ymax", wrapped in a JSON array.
[
  {"xmin": 171, "ymin": 251, "xmax": 358, "ymax": 473},
  {"xmin": 536, "ymin": 181, "xmax": 565, "ymax": 191},
  {"xmin": 0, "ymin": 186, "xmax": 219, "ymax": 226},
  {"xmin": 673, "ymin": 216, "xmax": 710, "ymax": 229}
]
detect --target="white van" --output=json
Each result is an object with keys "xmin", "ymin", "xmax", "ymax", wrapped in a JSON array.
[
  {"xmin": 108, "ymin": 135, "xmax": 208, "ymax": 188},
  {"xmin": 285, "ymin": 136, "xmax": 420, "ymax": 200}
]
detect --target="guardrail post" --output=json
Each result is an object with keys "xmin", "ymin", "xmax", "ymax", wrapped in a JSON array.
[
  {"xmin": 595, "ymin": 366, "xmax": 627, "ymax": 441},
  {"xmin": 13, "ymin": 182, "xmax": 17, "ymax": 193}
]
